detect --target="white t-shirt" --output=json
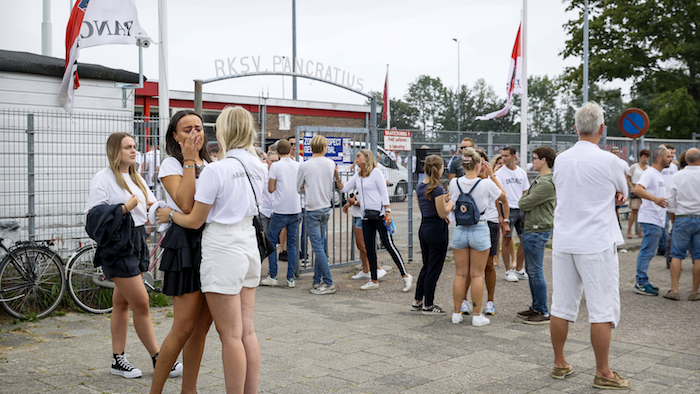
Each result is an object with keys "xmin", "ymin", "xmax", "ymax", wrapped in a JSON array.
[
  {"xmin": 377, "ymin": 163, "xmax": 389, "ymax": 182},
  {"xmin": 637, "ymin": 167, "xmax": 667, "ymax": 228},
  {"xmin": 268, "ymin": 157, "xmax": 301, "ymax": 214},
  {"xmin": 297, "ymin": 156, "xmax": 336, "ymax": 211},
  {"xmin": 195, "ymin": 149, "xmax": 266, "ymax": 225},
  {"xmin": 668, "ymin": 166, "xmax": 700, "ymax": 215},
  {"xmin": 494, "ymin": 165, "xmax": 530, "ymax": 209},
  {"xmin": 85, "ymin": 168, "xmax": 156, "ymax": 227},
  {"xmin": 616, "ymin": 157, "xmax": 630, "ymax": 176},
  {"xmin": 260, "ymin": 166, "xmax": 274, "ymax": 218},
  {"xmin": 143, "ymin": 149, "xmax": 161, "ymax": 187},
  {"xmin": 340, "ymin": 168, "xmax": 390, "ymax": 216},
  {"xmin": 449, "ymin": 177, "xmax": 502, "ymax": 222},
  {"xmin": 552, "ymin": 141, "xmax": 627, "ymax": 254},
  {"xmin": 483, "ymin": 182, "xmax": 501, "ymax": 224},
  {"xmin": 349, "ymin": 165, "xmax": 362, "ymax": 218},
  {"xmin": 158, "ymin": 157, "xmax": 209, "ymax": 213},
  {"xmin": 660, "ymin": 162, "xmax": 678, "ymax": 191},
  {"xmin": 626, "ymin": 163, "xmax": 647, "ymax": 186}
]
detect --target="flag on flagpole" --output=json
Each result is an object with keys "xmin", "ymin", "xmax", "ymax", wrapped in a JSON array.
[
  {"xmin": 382, "ymin": 65, "xmax": 390, "ymax": 128},
  {"xmin": 476, "ymin": 23, "xmax": 522, "ymax": 121},
  {"xmin": 58, "ymin": 0, "xmax": 148, "ymax": 112}
]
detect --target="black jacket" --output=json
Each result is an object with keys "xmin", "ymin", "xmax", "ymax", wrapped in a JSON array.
[{"xmin": 85, "ymin": 204, "xmax": 136, "ymax": 268}]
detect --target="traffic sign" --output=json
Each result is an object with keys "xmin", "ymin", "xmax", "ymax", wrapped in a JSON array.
[
  {"xmin": 384, "ymin": 129, "xmax": 412, "ymax": 151},
  {"xmin": 302, "ymin": 136, "xmax": 351, "ymax": 164},
  {"xmin": 618, "ymin": 108, "xmax": 650, "ymax": 139}
]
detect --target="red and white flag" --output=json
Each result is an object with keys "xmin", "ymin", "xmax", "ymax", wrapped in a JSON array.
[
  {"xmin": 58, "ymin": 0, "xmax": 148, "ymax": 112},
  {"xmin": 476, "ymin": 23, "xmax": 522, "ymax": 121},
  {"xmin": 382, "ymin": 66, "xmax": 390, "ymax": 126}
]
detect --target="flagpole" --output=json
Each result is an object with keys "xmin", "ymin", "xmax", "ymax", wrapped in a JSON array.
[
  {"xmin": 158, "ymin": 0, "xmax": 169, "ymax": 155},
  {"xmin": 386, "ymin": 64, "xmax": 390, "ymax": 130},
  {"xmin": 519, "ymin": 0, "xmax": 528, "ymax": 169}
]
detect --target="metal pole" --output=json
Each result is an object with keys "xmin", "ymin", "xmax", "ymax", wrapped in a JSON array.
[
  {"xmin": 487, "ymin": 131, "xmax": 494, "ymax": 158},
  {"xmin": 158, "ymin": 0, "xmax": 170, "ymax": 155},
  {"xmin": 27, "ymin": 114, "xmax": 35, "ymax": 242},
  {"xmin": 583, "ymin": 0, "xmax": 589, "ymax": 103},
  {"xmin": 194, "ymin": 80, "xmax": 203, "ymax": 115},
  {"xmin": 370, "ymin": 97, "xmax": 378, "ymax": 154},
  {"xmin": 260, "ymin": 101, "xmax": 266, "ymax": 148},
  {"xmin": 42, "ymin": 0, "xmax": 52, "ymax": 57},
  {"xmin": 292, "ymin": 0, "xmax": 297, "ymax": 100},
  {"xmin": 520, "ymin": 0, "xmax": 528, "ymax": 169},
  {"xmin": 453, "ymin": 38, "xmax": 461, "ymax": 134},
  {"xmin": 407, "ymin": 142, "xmax": 413, "ymax": 260}
]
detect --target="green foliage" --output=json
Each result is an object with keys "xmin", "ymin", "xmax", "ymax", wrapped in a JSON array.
[
  {"xmin": 149, "ymin": 292, "xmax": 172, "ymax": 308},
  {"xmin": 562, "ymin": 0, "xmax": 700, "ymax": 138}
]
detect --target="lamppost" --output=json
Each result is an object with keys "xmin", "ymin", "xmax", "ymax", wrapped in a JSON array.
[
  {"xmin": 281, "ymin": 56, "xmax": 286, "ymax": 99},
  {"xmin": 452, "ymin": 38, "xmax": 461, "ymax": 135}
]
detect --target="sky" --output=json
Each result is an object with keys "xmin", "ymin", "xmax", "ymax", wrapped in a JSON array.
[{"xmin": 1, "ymin": 0, "xmax": 586, "ymax": 106}]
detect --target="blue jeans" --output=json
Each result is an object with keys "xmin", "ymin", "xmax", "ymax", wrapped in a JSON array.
[
  {"xmin": 307, "ymin": 207, "xmax": 332, "ymax": 285},
  {"xmin": 522, "ymin": 230, "xmax": 551, "ymax": 314},
  {"xmin": 636, "ymin": 223, "xmax": 664, "ymax": 285},
  {"xmin": 658, "ymin": 213, "xmax": 670, "ymax": 252},
  {"xmin": 670, "ymin": 216, "xmax": 700, "ymax": 260},
  {"xmin": 300, "ymin": 208, "xmax": 308, "ymax": 259},
  {"xmin": 267, "ymin": 213, "xmax": 300, "ymax": 280}
]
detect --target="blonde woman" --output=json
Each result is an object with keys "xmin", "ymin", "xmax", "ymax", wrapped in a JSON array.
[
  {"xmin": 449, "ymin": 148, "xmax": 509, "ymax": 326},
  {"xmin": 335, "ymin": 149, "xmax": 412, "ymax": 292},
  {"xmin": 157, "ymin": 106, "xmax": 265, "ymax": 393},
  {"xmin": 412, "ymin": 155, "xmax": 454, "ymax": 314},
  {"xmin": 85, "ymin": 132, "xmax": 181, "ymax": 378}
]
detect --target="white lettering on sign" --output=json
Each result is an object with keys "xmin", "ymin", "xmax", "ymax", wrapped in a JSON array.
[
  {"xmin": 384, "ymin": 130, "xmax": 411, "ymax": 151},
  {"xmin": 213, "ymin": 56, "xmax": 365, "ymax": 92}
]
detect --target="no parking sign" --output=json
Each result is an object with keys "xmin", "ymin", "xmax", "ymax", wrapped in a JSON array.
[{"xmin": 618, "ymin": 108, "xmax": 650, "ymax": 139}]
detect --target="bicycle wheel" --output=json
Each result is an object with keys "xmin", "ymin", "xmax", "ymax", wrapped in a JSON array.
[
  {"xmin": 66, "ymin": 245, "xmax": 113, "ymax": 314},
  {"xmin": 0, "ymin": 245, "xmax": 66, "ymax": 319}
]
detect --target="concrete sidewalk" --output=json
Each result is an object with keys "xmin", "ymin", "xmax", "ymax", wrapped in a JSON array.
[{"xmin": 1, "ymin": 218, "xmax": 698, "ymax": 393}]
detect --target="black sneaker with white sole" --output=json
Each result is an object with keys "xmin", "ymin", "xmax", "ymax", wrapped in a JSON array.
[
  {"xmin": 152, "ymin": 352, "xmax": 184, "ymax": 378},
  {"xmin": 422, "ymin": 305, "xmax": 446, "ymax": 315},
  {"xmin": 111, "ymin": 352, "xmax": 142, "ymax": 379}
]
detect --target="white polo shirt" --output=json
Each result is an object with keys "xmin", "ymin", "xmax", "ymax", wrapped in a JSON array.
[
  {"xmin": 552, "ymin": 141, "xmax": 628, "ymax": 254},
  {"xmin": 637, "ymin": 167, "xmax": 667, "ymax": 228},
  {"xmin": 268, "ymin": 157, "xmax": 301, "ymax": 214},
  {"xmin": 158, "ymin": 157, "xmax": 209, "ymax": 213},
  {"xmin": 195, "ymin": 149, "xmax": 266, "ymax": 225},
  {"xmin": 495, "ymin": 165, "xmax": 529, "ymax": 209},
  {"xmin": 668, "ymin": 166, "xmax": 700, "ymax": 216},
  {"xmin": 85, "ymin": 168, "xmax": 156, "ymax": 227}
]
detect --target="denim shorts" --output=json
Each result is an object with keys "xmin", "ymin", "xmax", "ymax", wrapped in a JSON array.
[
  {"xmin": 670, "ymin": 216, "xmax": 700, "ymax": 260},
  {"xmin": 352, "ymin": 217, "xmax": 363, "ymax": 229},
  {"xmin": 451, "ymin": 221, "xmax": 491, "ymax": 251}
]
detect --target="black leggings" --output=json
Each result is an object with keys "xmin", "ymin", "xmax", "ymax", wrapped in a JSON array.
[
  {"xmin": 415, "ymin": 217, "xmax": 448, "ymax": 306},
  {"xmin": 362, "ymin": 217, "xmax": 407, "ymax": 281}
]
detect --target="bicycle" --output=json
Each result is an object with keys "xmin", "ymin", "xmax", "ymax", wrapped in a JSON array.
[
  {"xmin": 64, "ymin": 235, "xmax": 164, "ymax": 314},
  {"xmin": 0, "ymin": 222, "xmax": 66, "ymax": 319}
]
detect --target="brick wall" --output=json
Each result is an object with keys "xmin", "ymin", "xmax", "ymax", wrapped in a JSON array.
[{"xmin": 262, "ymin": 113, "xmax": 365, "ymax": 139}]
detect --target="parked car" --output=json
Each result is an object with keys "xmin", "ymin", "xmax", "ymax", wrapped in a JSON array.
[{"xmin": 336, "ymin": 143, "xmax": 409, "ymax": 203}]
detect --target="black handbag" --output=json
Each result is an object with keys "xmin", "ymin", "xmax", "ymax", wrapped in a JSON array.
[{"xmin": 228, "ymin": 157, "xmax": 275, "ymax": 261}]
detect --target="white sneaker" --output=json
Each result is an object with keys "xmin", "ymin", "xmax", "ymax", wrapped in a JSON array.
[
  {"xmin": 451, "ymin": 312, "xmax": 463, "ymax": 324},
  {"xmin": 260, "ymin": 276, "xmax": 278, "ymax": 286},
  {"xmin": 515, "ymin": 269, "xmax": 529, "ymax": 280},
  {"xmin": 286, "ymin": 279, "xmax": 295, "ymax": 288},
  {"xmin": 402, "ymin": 274, "xmax": 413, "ymax": 292},
  {"xmin": 360, "ymin": 280, "xmax": 379, "ymax": 290},
  {"xmin": 505, "ymin": 269, "xmax": 519, "ymax": 282},
  {"xmin": 377, "ymin": 268, "xmax": 387, "ymax": 279},
  {"xmin": 484, "ymin": 301, "xmax": 496, "ymax": 315},
  {"xmin": 472, "ymin": 313, "xmax": 491, "ymax": 327},
  {"xmin": 460, "ymin": 300, "xmax": 471, "ymax": 315},
  {"xmin": 351, "ymin": 271, "xmax": 371, "ymax": 280}
]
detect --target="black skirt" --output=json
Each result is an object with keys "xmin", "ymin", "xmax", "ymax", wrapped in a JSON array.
[
  {"xmin": 159, "ymin": 223, "xmax": 204, "ymax": 296},
  {"xmin": 101, "ymin": 226, "xmax": 149, "ymax": 280}
]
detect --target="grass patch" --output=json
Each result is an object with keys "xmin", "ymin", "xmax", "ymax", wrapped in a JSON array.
[{"xmin": 149, "ymin": 292, "xmax": 172, "ymax": 308}]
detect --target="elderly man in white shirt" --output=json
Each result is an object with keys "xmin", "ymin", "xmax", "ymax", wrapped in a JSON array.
[
  {"xmin": 665, "ymin": 147, "xmax": 700, "ymax": 301},
  {"xmin": 549, "ymin": 102, "xmax": 630, "ymax": 390}
]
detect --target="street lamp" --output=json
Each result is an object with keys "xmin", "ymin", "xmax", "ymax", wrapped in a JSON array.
[
  {"xmin": 452, "ymin": 38, "xmax": 461, "ymax": 135},
  {"xmin": 281, "ymin": 56, "xmax": 286, "ymax": 99}
]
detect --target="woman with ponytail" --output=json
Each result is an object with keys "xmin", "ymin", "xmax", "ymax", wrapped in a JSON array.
[
  {"xmin": 412, "ymin": 155, "xmax": 454, "ymax": 314},
  {"xmin": 85, "ymin": 132, "xmax": 181, "ymax": 379}
]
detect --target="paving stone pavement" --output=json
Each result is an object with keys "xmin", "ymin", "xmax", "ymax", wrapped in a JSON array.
[{"xmin": 0, "ymin": 219, "xmax": 698, "ymax": 393}]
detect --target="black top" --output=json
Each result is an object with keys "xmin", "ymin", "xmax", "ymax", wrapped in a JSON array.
[{"xmin": 416, "ymin": 182, "xmax": 444, "ymax": 219}]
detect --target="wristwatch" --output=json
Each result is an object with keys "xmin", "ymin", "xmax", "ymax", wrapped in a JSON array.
[
  {"xmin": 385, "ymin": 208, "xmax": 392, "ymax": 213},
  {"xmin": 169, "ymin": 210, "xmax": 175, "ymax": 224},
  {"xmin": 503, "ymin": 218, "xmax": 510, "ymax": 223}
]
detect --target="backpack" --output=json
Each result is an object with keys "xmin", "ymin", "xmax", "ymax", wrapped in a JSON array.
[{"xmin": 455, "ymin": 178, "xmax": 485, "ymax": 227}]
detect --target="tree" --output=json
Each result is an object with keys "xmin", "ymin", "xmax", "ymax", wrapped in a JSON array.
[
  {"xmin": 404, "ymin": 75, "xmax": 448, "ymax": 130},
  {"xmin": 561, "ymin": 0, "xmax": 700, "ymax": 138},
  {"xmin": 366, "ymin": 91, "xmax": 418, "ymax": 130}
]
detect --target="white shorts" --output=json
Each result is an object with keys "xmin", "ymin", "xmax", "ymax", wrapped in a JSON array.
[
  {"xmin": 201, "ymin": 218, "xmax": 261, "ymax": 295},
  {"xmin": 551, "ymin": 245, "xmax": 620, "ymax": 328}
]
